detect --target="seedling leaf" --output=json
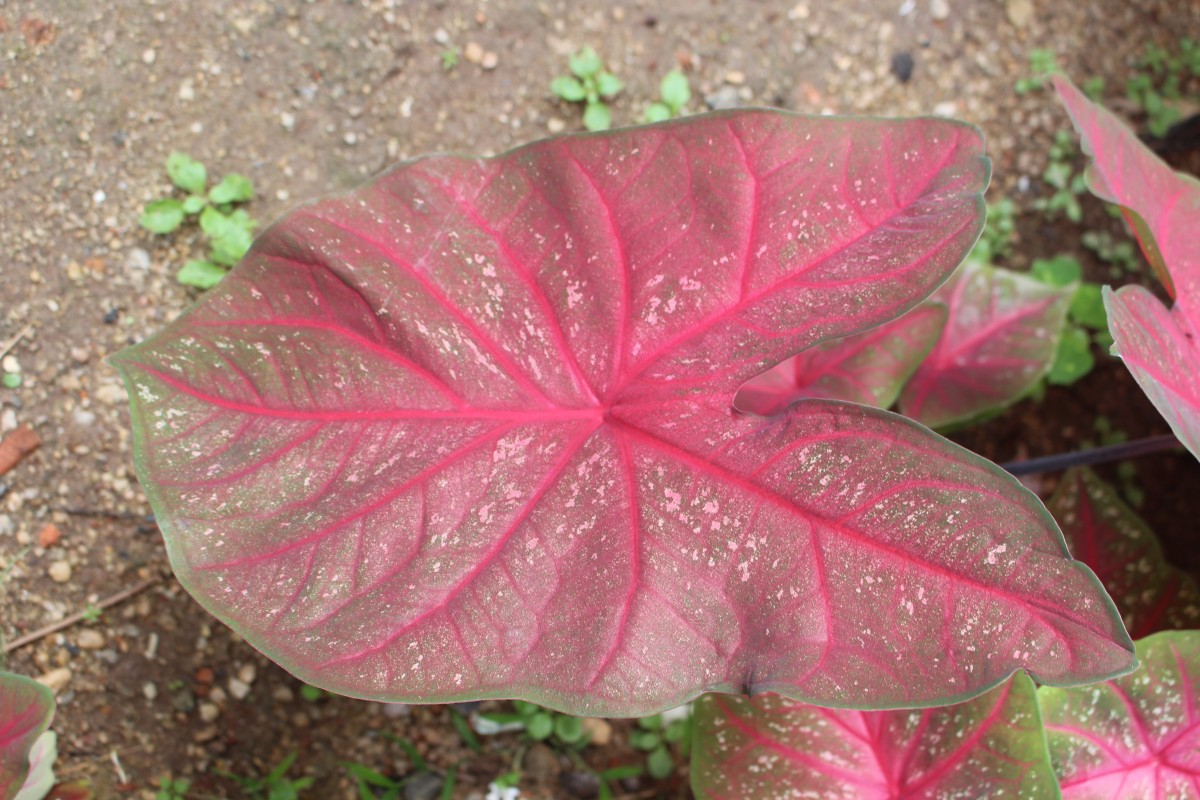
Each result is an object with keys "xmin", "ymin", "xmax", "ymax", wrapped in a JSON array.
[
  {"xmin": 166, "ymin": 152, "xmax": 207, "ymax": 195},
  {"xmin": 210, "ymin": 173, "xmax": 255, "ymax": 205},
  {"xmin": 140, "ymin": 199, "xmax": 186, "ymax": 234}
]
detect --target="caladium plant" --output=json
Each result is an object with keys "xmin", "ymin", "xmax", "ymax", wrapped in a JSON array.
[
  {"xmin": 1039, "ymin": 630, "xmax": 1200, "ymax": 798},
  {"xmin": 1048, "ymin": 467, "xmax": 1200, "ymax": 639},
  {"xmin": 114, "ymin": 110, "xmax": 1135, "ymax": 721},
  {"xmin": 691, "ymin": 672, "xmax": 1057, "ymax": 799},
  {"xmin": 1055, "ymin": 76, "xmax": 1200, "ymax": 461},
  {"xmin": 0, "ymin": 671, "xmax": 55, "ymax": 800},
  {"xmin": 733, "ymin": 302, "xmax": 946, "ymax": 415},
  {"xmin": 897, "ymin": 259, "xmax": 1074, "ymax": 429}
]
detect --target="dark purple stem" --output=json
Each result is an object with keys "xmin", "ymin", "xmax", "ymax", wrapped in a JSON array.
[{"xmin": 1000, "ymin": 434, "xmax": 1182, "ymax": 476}]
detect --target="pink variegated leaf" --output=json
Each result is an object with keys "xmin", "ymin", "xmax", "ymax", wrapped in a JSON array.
[
  {"xmin": 1040, "ymin": 631, "xmax": 1200, "ymax": 798},
  {"xmin": 1048, "ymin": 468, "xmax": 1200, "ymax": 640},
  {"xmin": 0, "ymin": 672, "xmax": 54, "ymax": 800},
  {"xmin": 734, "ymin": 302, "xmax": 946, "ymax": 415},
  {"xmin": 898, "ymin": 261, "xmax": 1073, "ymax": 429},
  {"xmin": 1056, "ymin": 77, "xmax": 1200, "ymax": 460},
  {"xmin": 691, "ymin": 674, "xmax": 1057, "ymax": 799},
  {"xmin": 115, "ymin": 110, "xmax": 1134, "ymax": 716}
]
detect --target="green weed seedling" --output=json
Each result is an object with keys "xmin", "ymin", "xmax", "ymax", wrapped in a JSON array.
[
  {"xmin": 1082, "ymin": 229, "xmax": 1141, "ymax": 278},
  {"xmin": 1029, "ymin": 255, "xmax": 1110, "ymax": 386},
  {"xmin": 1015, "ymin": 48, "xmax": 1057, "ymax": 94},
  {"xmin": 344, "ymin": 734, "xmax": 457, "ymax": 800},
  {"xmin": 642, "ymin": 69, "xmax": 691, "ymax": 123},
  {"xmin": 216, "ymin": 752, "xmax": 314, "ymax": 800},
  {"xmin": 478, "ymin": 700, "xmax": 588, "ymax": 748},
  {"xmin": 441, "ymin": 47, "xmax": 459, "ymax": 72},
  {"xmin": 1032, "ymin": 131, "xmax": 1086, "ymax": 223},
  {"xmin": 551, "ymin": 47, "xmax": 623, "ymax": 131},
  {"xmin": 966, "ymin": 198, "xmax": 1017, "ymax": 266},
  {"xmin": 628, "ymin": 710, "xmax": 691, "ymax": 781},
  {"xmin": 139, "ymin": 152, "xmax": 259, "ymax": 289},
  {"xmin": 155, "ymin": 776, "xmax": 190, "ymax": 800},
  {"xmin": 1126, "ymin": 39, "xmax": 1200, "ymax": 137}
]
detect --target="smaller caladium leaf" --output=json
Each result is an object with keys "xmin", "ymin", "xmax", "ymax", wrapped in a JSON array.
[
  {"xmin": 1040, "ymin": 631, "xmax": 1200, "ymax": 798},
  {"xmin": 898, "ymin": 261, "xmax": 1073, "ymax": 429},
  {"xmin": 13, "ymin": 733, "xmax": 55, "ymax": 800},
  {"xmin": 0, "ymin": 672, "xmax": 54, "ymax": 800},
  {"xmin": 691, "ymin": 674, "xmax": 1058, "ymax": 799},
  {"xmin": 1104, "ymin": 285, "xmax": 1200, "ymax": 458},
  {"xmin": 1055, "ymin": 77, "xmax": 1200, "ymax": 461},
  {"xmin": 1048, "ymin": 468, "xmax": 1200, "ymax": 640},
  {"xmin": 734, "ymin": 302, "xmax": 946, "ymax": 415}
]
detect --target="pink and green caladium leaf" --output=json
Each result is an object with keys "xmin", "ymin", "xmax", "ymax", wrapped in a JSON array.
[
  {"xmin": 734, "ymin": 302, "xmax": 946, "ymax": 415},
  {"xmin": 898, "ymin": 260, "xmax": 1073, "ymax": 429},
  {"xmin": 1048, "ymin": 468, "xmax": 1200, "ymax": 640},
  {"xmin": 1055, "ymin": 76, "xmax": 1200, "ymax": 460},
  {"xmin": 690, "ymin": 674, "xmax": 1058, "ymax": 799},
  {"xmin": 1040, "ymin": 631, "xmax": 1200, "ymax": 798},
  {"xmin": 114, "ymin": 110, "xmax": 1134, "ymax": 715},
  {"xmin": 0, "ymin": 672, "xmax": 54, "ymax": 800}
]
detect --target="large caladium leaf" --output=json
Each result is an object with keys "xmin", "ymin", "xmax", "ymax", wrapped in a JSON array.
[
  {"xmin": 114, "ymin": 110, "xmax": 1134, "ymax": 715},
  {"xmin": 1055, "ymin": 77, "xmax": 1200, "ymax": 460},
  {"xmin": 1040, "ymin": 631, "xmax": 1200, "ymax": 798},
  {"xmin": 0, "ymin": 672, "xmax": 54, "ymax": 800},
  {"xmin": 691, "ymin": 674, "xmax": 1057, "ymax": 799},
  {"xmin": 1048, "ymin": 468, "xmax": 1200, "ymax": 639},
  {"xmin": 734, "ymin": 302, "xmax": 946, "ymax": 415},
  {"xmin": 898, "ymin": 260, "xmax": 1073, "ymax": 429}
]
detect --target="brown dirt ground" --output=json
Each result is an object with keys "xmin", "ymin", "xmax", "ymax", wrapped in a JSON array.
[{"xmin": 2, "ymin": 1, "xmax": 1199, "ymax": 798}]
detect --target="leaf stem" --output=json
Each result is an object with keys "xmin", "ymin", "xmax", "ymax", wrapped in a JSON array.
[{"xmin": 1000, "ymin": 434, "xmax": 1181, "ymax": 476}]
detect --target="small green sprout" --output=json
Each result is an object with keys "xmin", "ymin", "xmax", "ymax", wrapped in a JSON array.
[
  {"xmin": 441, "ymin": 47, "xmax": 459, "ymax": 72},
  {"xmin": 155, "ymin": 776, "xmax": 190, "ymax": 800},
  {"xmin": 628, "ymin": 711, "xmax": 690, "ymax": 780},
  {"xmin": 217, "ymin": 752, "xmax": 314, "ymax": 800},
  {"xmin": 551, "ymin": 47, "xmax": 623, "ymax": 131},
  {"xmin": 1029, "ymin": 255, "xmax": 1109, "ymax": 386},
  {"xmin": 139, "ymin": 151, "xmax": 260, "ymax": 289},
  {"xmin": 1032, "ymin": 131, "xmax": 1086, "ymax": 223},
  {"xmin": 642, "ymin": 69, "xmax": 691, "ymax": 123},
  {"xmin": 1082, "ymin": 229, "xmax": 1140, "ymax": 277},
  {"xmin": 1015, "ymin": 49, "xmax": 1058, "ymax": 94},
  {"xmin": 80, "ymin": 604, "xmax": 103, "ymax": 623}
]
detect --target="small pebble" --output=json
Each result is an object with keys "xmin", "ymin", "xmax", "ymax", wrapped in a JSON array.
[
  {"xmin": 280, "ymin": 111, "xmax": 296, "ymax": 131},
  {"xmin": 705, "ymin": 86, "xmax": 742, "ymax": 110},
  {"xmin": 891, "ymin": 52, "xmax": 915, "ymax": 83},
  {"xmin": 933, "ymin": 100, "xmax": 958, "ymax": 117},
  {"xmin": 382, "ymin": 702, "xmax": 411, "ymax": 718},
  {"xmin": 37, "ymin": 523, "xmax": 61, "ymax": 548},
  {"xmin": 72, "ymin": 409, "xmax": 96, "ymax": 428},
  {"xmin": 48, "ymin": 561, "xmax": 72, "ymax": 583},
  {"xmin": 930, "ymin": 0, "xmax": 950, "ymax": 20},
  {"xmin": 481, "ymin": 51, "xmax": 499, "ymax": 70},
  {"xmin": 343, "ymin": 131, "xmax": 358, "ymax": 146},
  {"xmin": 272, "ymin": 686, "xmax": 295, "ymax": 702},
  {"xmin": 464, "ymin": 41, "xmax": 484, "ymax": 64},
  {"xmin": 178, "ymin": 81, "xmax": 195, "ymax": 102},
  {"xmin": 143, "ymin": 682, "xmax": 158, "ymax": 701},
  {"xmin": 70, "ymin": 346, "xmax": 92, "ymax": 364},
  {"xmin": 94, "ymin": 384, "xmax": 128, "ymax": 406},
  {"xmin": 433, "ymin": 28, "xmax": 450, "ymax": 44},
  {"xmin": 92, "ymin": 190, "xmax": 106, "ymax": 204},
  {"xmin": 237, "ymin": 663, "xmax": 257, "ymax": 685},
  {"xmin": 77, "ymin": 629, "xmax": 106, "ymax": 650},
  {"xmin": 194, "ymin": 726, "xmax": 219, "ymax": 743},
  {"xmin": 580, "ymin": 717, "xmax": 612, "ymax": 745},
  {"xmin": 547, "ymin": 118, "xmax": 566, "ymax": 133},
  {"xmin": 126, "ymin": 248, "xmax": 150, "ymax": 271},
  {"xmin": 228, "ymin": 677, "xmax": 250, "ymax": 700},
  {"xmin": 199, "ymin": 702, "xmax": 221, "ymax": 722},
  {"xmin": 403, "ymin": 772, "xmax": 444, "ymax": 800},
  {"xmin": 142, "ymin": 48, "xmax": 156, "ymax": 64},
  {"xmin": 38, "ymin": 668, "xmax": 72, "ymax": 693},
  {"xmin": 724, "ymin": 70, "xmax": 746, "ymax": 85}
]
